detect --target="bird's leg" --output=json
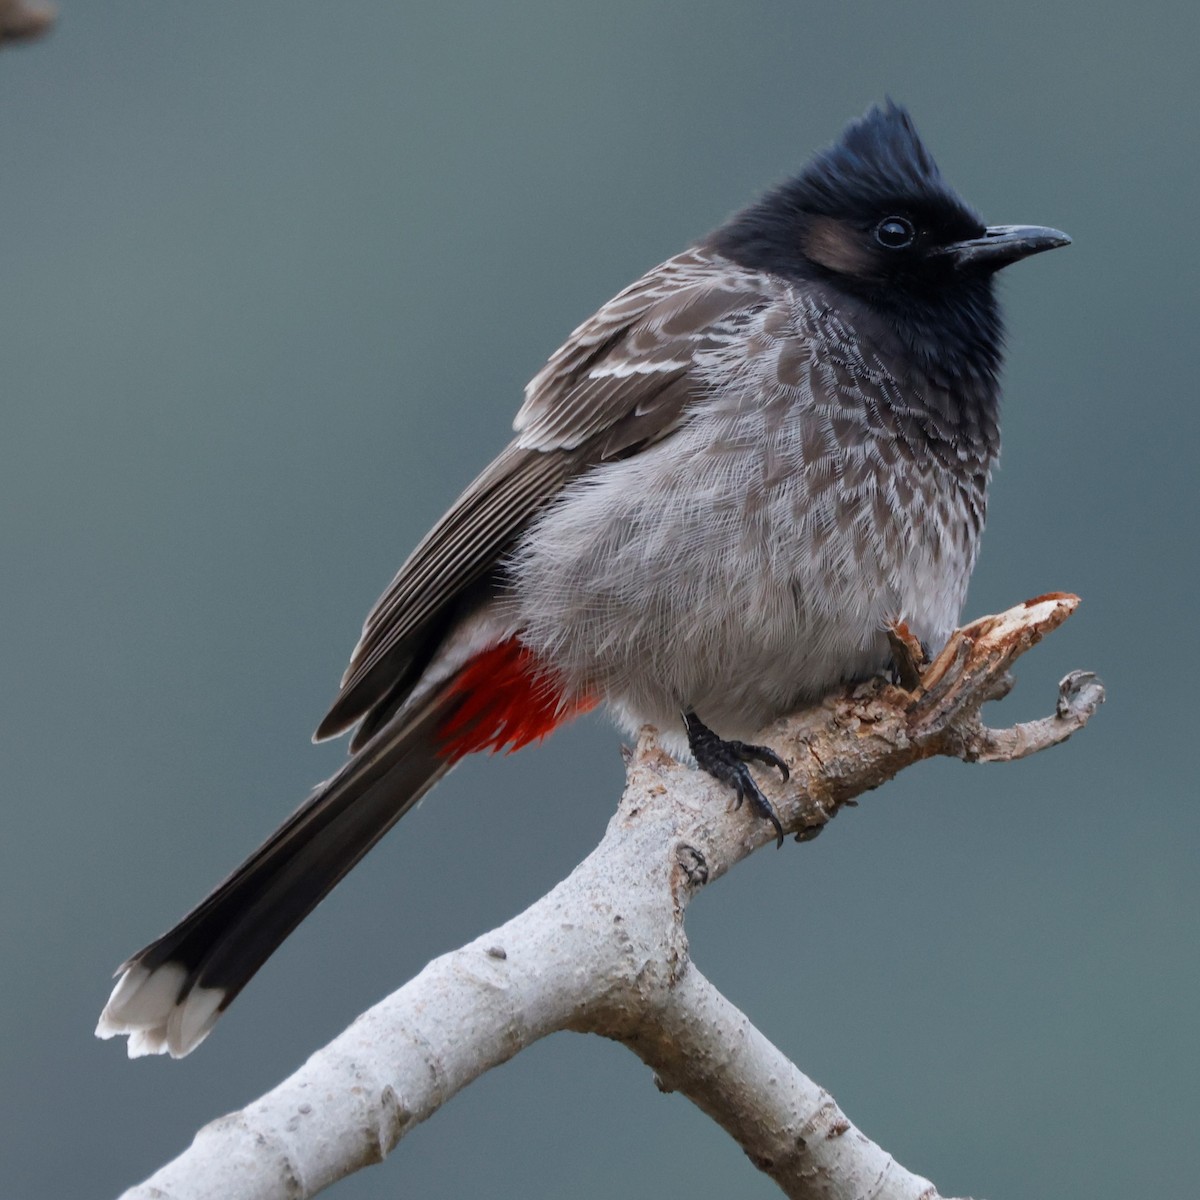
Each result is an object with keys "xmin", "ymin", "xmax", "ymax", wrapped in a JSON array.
[{"xmin": 683, "ymin": 711, "xmax": 789, "ymax": 847}]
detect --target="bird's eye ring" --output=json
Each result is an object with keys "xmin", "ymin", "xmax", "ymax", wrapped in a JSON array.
[{"xmin": 875, "ymin": 217, "xmax": 916, "ymax": 249}]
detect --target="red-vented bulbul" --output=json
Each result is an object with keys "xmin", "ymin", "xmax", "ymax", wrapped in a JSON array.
[{"xmin": 98, "ymin": 102, "xmax": 1070, "ymax": 1057}]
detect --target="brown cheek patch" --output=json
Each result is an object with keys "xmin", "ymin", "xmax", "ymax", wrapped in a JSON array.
[{"xmin": 804, "ymin": 217, "xmax": 876, "ymax": 277}]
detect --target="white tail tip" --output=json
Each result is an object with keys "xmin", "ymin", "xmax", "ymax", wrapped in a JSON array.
[{"xmin": 96, "ymin": 963, "xmax": 227, "ymax": 1059}]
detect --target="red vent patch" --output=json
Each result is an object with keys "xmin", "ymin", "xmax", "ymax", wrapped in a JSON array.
[{"xmin": 436, "ymin": 639, "xmax": 596, "ymax": 762}]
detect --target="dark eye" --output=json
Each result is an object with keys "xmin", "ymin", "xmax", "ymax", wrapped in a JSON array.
[{"xmin": 875, "ymin": 216, "xmax": 916, "ymax": 249}]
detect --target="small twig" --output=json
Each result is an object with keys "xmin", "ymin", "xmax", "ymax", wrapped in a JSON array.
[{"xmin": 957, "ymin": 670, "xmax": 1105, "ymax": 762}]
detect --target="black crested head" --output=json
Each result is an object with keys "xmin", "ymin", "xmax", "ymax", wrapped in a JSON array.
[
  {"xmin": 709, "ymin": 101, "xmax": 984, "ymax": 289},
  {"xmin": 708, "ymin": 102, "xmax": 1068, "ymax": 393},
  {"xmin": 786, "ymin": 99, "xmax": 975, "ymax": 229}
]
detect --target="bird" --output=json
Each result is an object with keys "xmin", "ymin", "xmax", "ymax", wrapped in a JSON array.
[{"xmin": 97, "ymin": 101, "xmax": 1070, "ymax": 1058}]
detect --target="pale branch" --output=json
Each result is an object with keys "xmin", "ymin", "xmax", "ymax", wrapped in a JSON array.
[
  {"xmin": 0, "ymin": 0, "xmax": 54, "ymax": 44},
  {"xmin": 614, "ymin": 966, "xmax": 947, "ymax": 1198},
  {"xmin": 116, "ymin": 594, "xmax": 1102, "ymax": 1200}
]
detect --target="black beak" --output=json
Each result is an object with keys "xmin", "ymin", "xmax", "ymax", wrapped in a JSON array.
[{"xmin": 939, "ymin": 224, "xmax": 1071, "ymax": 271}]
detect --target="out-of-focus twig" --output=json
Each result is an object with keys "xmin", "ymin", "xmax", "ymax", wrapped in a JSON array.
[{"xmin": 0, "ymin": 0, "xmax": 55, "ymax": 45}]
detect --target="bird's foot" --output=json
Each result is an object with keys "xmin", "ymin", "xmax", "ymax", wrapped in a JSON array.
[
  {"xmin": 886, "ymin": 621, "xmax": 932, "ymax": 691},
  {"xmin": 684, "ymin": 711, "xmax": 789, "ymax": 847}
]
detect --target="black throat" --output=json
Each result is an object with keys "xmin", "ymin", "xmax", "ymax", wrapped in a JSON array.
[{"xmin": 835, "ymin": 272, "xmax": 1005, "ymax": 465}]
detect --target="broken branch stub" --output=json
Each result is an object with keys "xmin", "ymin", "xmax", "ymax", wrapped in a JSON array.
[{"xmin": 684, "ymin": 593, "xmax": 1103, "ymax": 853}]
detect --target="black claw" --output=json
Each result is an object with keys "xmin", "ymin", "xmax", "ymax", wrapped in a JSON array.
[
  {"xmin": 726, "ymin": 740, "xmax": 790, "ymax": 783},
  {"xmin": 684, "ymin": 712, "xmax": 787, "ymax": 848}
]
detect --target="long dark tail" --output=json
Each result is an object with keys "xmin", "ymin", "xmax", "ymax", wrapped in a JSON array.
[
  {"xmin": 96, "ymin": 692, "xmax": 455, "ymax": 1058},
  {"xmin": 97, "ymin": 637, "xmax": 595, "ymax": 1058}
]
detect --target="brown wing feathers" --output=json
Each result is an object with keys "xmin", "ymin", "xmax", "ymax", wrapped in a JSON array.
[{"xmin": 314, "ymin": 446, "xmax": 574, "ymax": 743}]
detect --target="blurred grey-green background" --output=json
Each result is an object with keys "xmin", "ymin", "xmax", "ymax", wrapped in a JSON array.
[{"xmin": 2, "ymin": 2, "xmax": 1196, "ymax": 1197}]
